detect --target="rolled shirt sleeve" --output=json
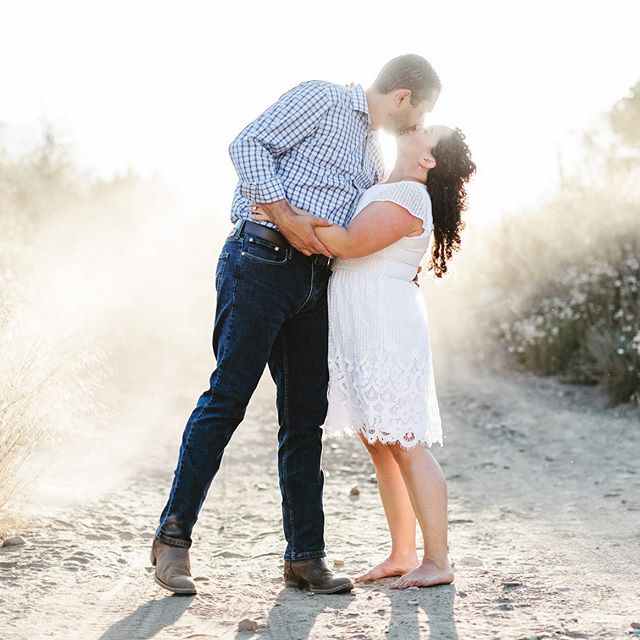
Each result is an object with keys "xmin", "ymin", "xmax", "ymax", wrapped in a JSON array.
[{"xmin": 228, "ymin": 81, "xmax": 332, "ymax": 203}]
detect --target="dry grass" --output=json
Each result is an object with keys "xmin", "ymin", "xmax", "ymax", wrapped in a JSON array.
[
  {"xmin": 0, "ymin": 322, "xmax": 104, "ymax": 510},
  {"xmin": 0, "ymin": 129, "xmax": 107, "ymax": 510},
  {"xmin": 0, "ymin": 123, "xmax": 222, "ymax": 514}
]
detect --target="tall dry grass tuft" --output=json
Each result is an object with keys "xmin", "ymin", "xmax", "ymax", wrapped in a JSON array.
[
  {"xmin": 1, "ymin": 123, "xmax": 214, "ymax": 511},
  {"xmin": 1, "ymin": 120, "xmax": 227, "ymax": 513},
  {"xmin": 0, "ymin": 127, "xmax": 107, "ymax": 509},
  {"xmin": 447, "ymin": 81, "xmax": 640, "ymax": 404},
  {"xmin": 0, "ymin": 317, "xmax": 105, "ymax": 510}
]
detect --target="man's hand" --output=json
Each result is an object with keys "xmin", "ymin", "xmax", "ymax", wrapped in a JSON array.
[
  {"xmin": 249, "ymin": 200, "xmax": 333, "ymax": 257},
  {"xmin": 279, "ymin": 215, "xmax": 334, "ymax": 257},
  {"xmin": 413, "ymin": 265, "xmax": 423, "ymax": 287}
]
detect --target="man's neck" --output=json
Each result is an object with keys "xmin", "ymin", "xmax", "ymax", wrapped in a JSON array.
[{"xmin": 365, "ymin": 87, "xmax": 383, "ymax": 131}]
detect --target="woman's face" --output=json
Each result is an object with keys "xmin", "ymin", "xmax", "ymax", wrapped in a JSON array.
[{"xmin": 397, "ymin": 125, "xmax": 452, "ymax": 168}]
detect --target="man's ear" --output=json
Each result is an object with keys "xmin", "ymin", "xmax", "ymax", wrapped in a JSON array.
[{"xmin": 395, "ymin": 89, "xmax": 412, "ymax": 107}]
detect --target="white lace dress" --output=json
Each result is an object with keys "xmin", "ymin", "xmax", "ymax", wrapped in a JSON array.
[{"xmin": 323, "ymin": 180, "xmax": 443, "ymax": 449}]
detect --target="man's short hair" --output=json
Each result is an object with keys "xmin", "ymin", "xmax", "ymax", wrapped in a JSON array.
[{"xmin": 374, "ymin": 54, "xmax": 441, "ymax": 106}]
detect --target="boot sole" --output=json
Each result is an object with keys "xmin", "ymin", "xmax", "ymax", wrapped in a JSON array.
[
  {"xmin": 154, "ymin": 574, "xmax": 197, "ymax": 595},
  {"xmin": 285, "ymin": 577, "xmax": 354, "ymax": 594}
]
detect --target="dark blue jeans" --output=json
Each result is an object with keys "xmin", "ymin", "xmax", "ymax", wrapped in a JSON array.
[{"xmin": 155, "ymin": 224, "xmax": 332, "ymax": 561}]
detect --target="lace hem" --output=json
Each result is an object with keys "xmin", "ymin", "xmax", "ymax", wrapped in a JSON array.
[{"xmin": 323, "ymin": 421, "xmax": 443, "ymax": 450}]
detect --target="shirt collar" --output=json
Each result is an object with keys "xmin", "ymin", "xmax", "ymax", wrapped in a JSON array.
[{"xmin": 349, "ymin": 84, "xmax": 370, "ymax": 121}]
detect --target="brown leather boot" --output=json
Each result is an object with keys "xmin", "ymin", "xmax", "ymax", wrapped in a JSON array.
[
  {"xmin": 150, "ymin": 538, "xmax": 197, "ymax": 595},
  {"xmin": 284, "ymin": 558, "xmax": 354, "ymax": 594}
]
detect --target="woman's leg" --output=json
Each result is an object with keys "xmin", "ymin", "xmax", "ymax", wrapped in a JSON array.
[
  {"xmin": 388, "ymin": 443, "xmax": 454, "ymax": 589},
  {"xmin": 355, "ymin": 432, "xmax": 419, "ymax": 581}
]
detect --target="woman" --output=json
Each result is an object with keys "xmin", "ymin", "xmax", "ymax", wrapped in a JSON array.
[{"xmin": 251, "ymin": 125, "xmax": 475, "ymax": 589}]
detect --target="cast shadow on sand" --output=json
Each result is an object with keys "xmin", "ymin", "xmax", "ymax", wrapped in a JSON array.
[
  {"xmin": 388, "ymin": 583, "xmax": 458, "ymax": 639},
  {"xmin": 98, "ymin": 595, "xmax": 193, "ymax": 640},
  {"xmin": 248, "ymin": 587, "xmax": 353, "ymax": 640},
  {"xmin": 247, "ymin": 582, "xmax": 457, "ymax": 639}
]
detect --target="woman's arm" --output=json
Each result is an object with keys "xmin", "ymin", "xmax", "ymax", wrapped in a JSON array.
[{"xmin": 251, "ymin": 201, "xmax": 423, "ymax": 258}]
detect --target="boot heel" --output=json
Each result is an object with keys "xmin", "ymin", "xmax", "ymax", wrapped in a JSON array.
[{"xmin": 284, "ymin": 575, "xmax": 308, "ymax": 589}]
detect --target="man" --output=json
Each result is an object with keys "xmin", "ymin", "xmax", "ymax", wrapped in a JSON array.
[{"xmin": 151, "ymin": 54, "xmax": 441, "ymax": 595}]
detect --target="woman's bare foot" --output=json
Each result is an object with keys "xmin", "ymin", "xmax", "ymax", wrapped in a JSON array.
[
  {"xmin": 389, "ymin": 559, "xmax": 454, "ymax": 589},
  {"xmin": 355, "ymin": 555, "xmax": 420, "ymax": 582}
]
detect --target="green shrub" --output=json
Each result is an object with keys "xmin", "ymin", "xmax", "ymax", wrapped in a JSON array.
[
  {"xmin": 446, "ymin": 80, "xmax": 640, "ymax": 405},
  {"xmin": 498, "ymin": 244, "xmax": 640, "ymax": 402}
]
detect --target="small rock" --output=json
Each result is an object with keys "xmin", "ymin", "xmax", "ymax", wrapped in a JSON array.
[
  {"xmin": 503, "ymin": 580, "xmax": 523, "ymax": 588},
  {"xmin": 2, "ymin": 536, "xmax": 26, "ymax": 547},
  {"xmin": 631, "ymin": 622, "xmax": 640, "ymax": 629},
  {"xmin": 333, "ymin": 558, "xmax": 345, "ymax": 568},
  {"xmin": 237, "ymin": 618, "xmax": 259, "ymax": 632},
  {"xmin": 407, "ymin": 599, "xmax": 419, "ymax": 605},
  {"xmin": 350, "ymin": 486, "xmax": 360, "ymax": 496},
  {"xmin": 457, "ymin": 590, "xmax": 467, "ymax": 598},
  {"xmin": 459, "ymin": 556, "xmax": 483, "ymax": 567}
]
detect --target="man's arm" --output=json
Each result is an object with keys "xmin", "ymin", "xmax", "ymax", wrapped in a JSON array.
[{"xmin": 228, "ymin": 81, "xmax": 335, "ymax": 256}]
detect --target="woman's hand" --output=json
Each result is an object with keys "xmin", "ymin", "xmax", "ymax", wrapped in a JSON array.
[{"xmin": 413, "ymin": 265, "xmax": 422, "ymax": 287}]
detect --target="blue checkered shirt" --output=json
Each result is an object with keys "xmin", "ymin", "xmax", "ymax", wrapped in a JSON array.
[{"xmin": 229, "ymin": 81, "xmax": 385, "ymax": 230}]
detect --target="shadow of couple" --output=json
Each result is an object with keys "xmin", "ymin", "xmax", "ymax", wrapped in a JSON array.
[
  {"xmin": 97, "ymin": 581, "xmax": 458, "ymax": 639},
  {"xmin": 252, "ymin": 582, "xmax": 459, "ymax": 640}
]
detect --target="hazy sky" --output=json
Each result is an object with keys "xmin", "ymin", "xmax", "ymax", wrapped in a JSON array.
[{"xmin": 2, "ymin": 0, "xmax": 639, "ymax": 224}]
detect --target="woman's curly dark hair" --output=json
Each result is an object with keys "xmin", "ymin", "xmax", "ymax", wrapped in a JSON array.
[{"xmin": 425, "ymin": 128, "xmax": 476, "ymax": 277}]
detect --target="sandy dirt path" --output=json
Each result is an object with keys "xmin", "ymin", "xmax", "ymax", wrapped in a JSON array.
[{"xmin": 1, "ymin": 367, "xmax": 639, "ymax": 640}]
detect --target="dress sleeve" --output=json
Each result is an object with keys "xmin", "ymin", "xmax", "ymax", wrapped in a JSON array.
[{"xmin": 372, "ymin": 181, "xmax": 432, "ymax": 231}]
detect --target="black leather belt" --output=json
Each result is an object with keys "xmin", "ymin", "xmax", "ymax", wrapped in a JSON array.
[
  {"xmin": 232, "ymin": 218, "xmax": 333, "ymax": 267},
  {"xmin": 233, "ymin": 219, "xmax": 290, "ymax": 248}
]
